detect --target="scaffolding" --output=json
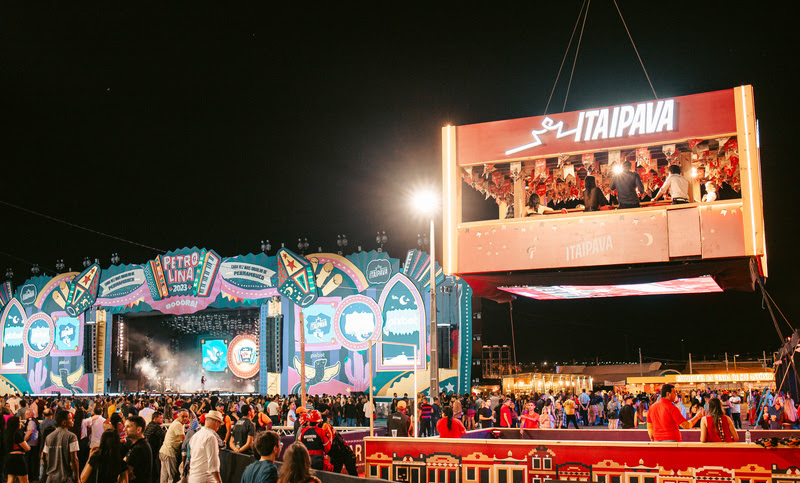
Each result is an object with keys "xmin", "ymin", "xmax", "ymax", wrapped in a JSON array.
[{"xmin": 482, "ymin": 345, "xmax": 512, "ymax": 378}]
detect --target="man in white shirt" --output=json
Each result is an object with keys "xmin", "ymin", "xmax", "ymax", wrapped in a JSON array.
[
  {"xmin": 160, "ymin": 409, "xmax": 189, "ymax": 483},
  {"xmin": 84, "ymin": 405, "xmax": 106, "ymax": 449},
  {"xmin": 140, "ymin": 400, "xmax": 156, "ymax": 424},
  {"xmin": 266, "ymin": 396, "xmax": 280, "ymax": 426},
  {"xmin": 729, "ymin": 392, "xmax": 742, "ymax": 429},
  {"xmin": 653, "ymin": 165, "xmax": 690, "ymax": 204},
  {"xmin": 188, "ymin": 410, "xmax": 223, "ymax": 483}
]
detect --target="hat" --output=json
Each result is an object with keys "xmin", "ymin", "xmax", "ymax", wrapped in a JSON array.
[
  {"xmin": 397, "ymin": 400, "xmax": 407, "ymax": 409},
  {"xmin": 296, "ymin": 407, "xmax": 308, "ymax": 414},
  {"xmin": 205, "ymin": 410, "xmax": 224, "ymax": 423}
]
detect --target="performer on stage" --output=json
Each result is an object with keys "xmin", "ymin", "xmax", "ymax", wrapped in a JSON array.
[{"xmin": 201, "ymin": 376, "xmax": 206, "ymax": 392}]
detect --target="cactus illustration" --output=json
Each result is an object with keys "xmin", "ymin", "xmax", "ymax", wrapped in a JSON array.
[
  {"xmin": 345, "ymin": 351, "xmax": 370, "ymax": 391},
  {"xmin": 28, "ymin": 359, "xmax": 47, "ymax": 393}
]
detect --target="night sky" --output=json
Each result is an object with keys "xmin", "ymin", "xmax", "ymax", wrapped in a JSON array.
[{"xmin": 2, "ymin": 3, "xmax": 797, "ymax": 365}]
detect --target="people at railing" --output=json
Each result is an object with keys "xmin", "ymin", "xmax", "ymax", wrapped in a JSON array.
[
  {"xmin": 700, "ymin": 398, "xmax": 738, "ymax": 443},
  {"xmin": 653, "ymin": 164, "xmax": 690, "ymax": 204},
  {"xmin": 582, "ymin": 176, "xmax": 608, "ymax": 212},
  {"xmin": 610, "ymin": 161, "xmax": 645, "ymax": 209}
]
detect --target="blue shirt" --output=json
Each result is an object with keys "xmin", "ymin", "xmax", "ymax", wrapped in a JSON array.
[{"xmin": 241, "ymin": 459, "xmax": 278, "ymax": 483}]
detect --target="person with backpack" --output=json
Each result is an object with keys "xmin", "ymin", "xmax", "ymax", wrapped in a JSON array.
[{"xmin": 326, "ymin": 428, "xmax": 357, "ymax": 476}]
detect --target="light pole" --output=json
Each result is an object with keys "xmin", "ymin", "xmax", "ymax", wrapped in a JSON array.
[{"xmin": 413, "ymin": 191, "xmax": 439, "ymax": 399}]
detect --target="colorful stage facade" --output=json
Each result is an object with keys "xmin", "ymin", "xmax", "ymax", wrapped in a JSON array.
[{"xmin": 0, "ymin": 247, "xmax": 472, "ymax": 397}]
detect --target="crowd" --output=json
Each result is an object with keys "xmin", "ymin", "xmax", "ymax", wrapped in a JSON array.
[
  {"xmin": 1, "ymin": 392, "xmax": 371, "ymax": 483},
  {"xmin": 383, "ymin": 386, "xmax": 798, "ymax": 439}
]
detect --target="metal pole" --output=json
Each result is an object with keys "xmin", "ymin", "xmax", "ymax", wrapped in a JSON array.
[
  {"xmin": 689, "ymin": 353, "xmax": 693, "ymax": 374},
  {"xmin": 300, "ymin": 312, "xmax": 306, "ymax": 408},
  {"xmin": 639, "ymin": 348, "xmax": 643, "ymax": 376},
  {"xmin": 369, "ymin": 340, "xmax": 374, "ymax": 437},
  {"xmin": 509, "ymin": 302, "xmax": 517, "ymax": 373},
  {"xmin": 725, "ymin": 352, "xmax": 729, "ymax": 373},
  {"xmin": 414, "ymin": 346, "xmax": 418, "ymax": 438},
  {"xmin": 429, "ymin": 216, "xmax": 439, "ymax": 399}
]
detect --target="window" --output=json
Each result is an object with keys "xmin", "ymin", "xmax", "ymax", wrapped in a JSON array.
[
  {"xmin": 532, "ymin": 479, "xmax": 542, "ymax": 483},
  {"xmin": 430, "ymin": 470, "xmax": 436, "ymax": 482},
  {"xmin": 481, "ymin": 469, "xmax": 490, "ymax": 483},
  {"xmin": 468, "ymin": 468, "xmax": 476, "ymax": 481},
  {"xmin": 597, "ymin": 476, "xmax": 606, "ymax": 483},
  {"xmin": 499, "ymin": 470, "xmax": 508, "ymax": 483},
  {"xmin": 533, "ymin": 458, "xmax": 542, "ymax": 470},
  {"xmin": 370, "ymin": 466, "xmax": 378, "ymax": 477},
  {"xmin": 629, "ymin": 476, "xmax": 639, "ymax": 483},
  {"xmin": 381, "ymin": 467, "xmax": 389, "ymax": 480},
  {"xmin": 644, "ymin": 477, "xmax": 656, "ymax": 483},
  {"xmin": 512, "ymin": 469, "xmax": 525, "ymax": 483},
  {"xmin": 450, "ymin": 470, "xmax": 458, "ymax": 482},
  {"xmin": 544, "ymin": 459, "xmax": 552, "ymax": 470},
  {"xmin": 612, "ymin": 477, "xmax": 621, "ymax": 483}
]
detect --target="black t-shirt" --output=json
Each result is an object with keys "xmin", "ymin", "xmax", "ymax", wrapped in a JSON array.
[
  {"xmin": 88, "ymin": 451, "xmax": 126, "ymax": 483},
  {"xmin": 619, "ymin": 404, "xmax": 635, "ymax": 429},
  {"xmin": 316, "ymin": 403, "xmax": 330, "ymax": 421},
  {"xmin": 386, "ymin": 412, "xmax": 410, "ymax": 437},
  {"xmin": 232, "ymin": 417, "xmax": 255, "ymax": 455},
  {"xmin": 124, "ymin": 438, "xmax": 152, "ymax": 483}
]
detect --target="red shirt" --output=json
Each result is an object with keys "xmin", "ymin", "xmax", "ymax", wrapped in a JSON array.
[
  {"xmin": 648, "ymin": 398, "xmax": 688, "ymax": 441},
  {"xmin": 500, "ymin": 405, "xmax": 513, "ymax": 427},
  {"xmin": 437, "ymin": 417, "xmax": 466, "ymax": 438}
]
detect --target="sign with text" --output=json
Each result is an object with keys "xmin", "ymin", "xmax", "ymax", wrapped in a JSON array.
[{"xmin": 455, "ymin": 89, "xmax": 737, "ymax": 165}]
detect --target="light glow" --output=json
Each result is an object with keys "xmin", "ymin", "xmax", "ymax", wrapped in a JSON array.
[
  {"xmin": 499, "ymin": 275, "xmax": 723, "ymax": 300},
  {"xmin": 412, "ymin": 190, "xmax": 439, "ymax": 216},
  {"xmin": 612, "ymin": 164, "xmax": 624, "ymax": 175}
]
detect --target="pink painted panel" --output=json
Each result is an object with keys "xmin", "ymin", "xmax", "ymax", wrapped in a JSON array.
[
  {"xmin": 700, "ymin": 203, "xmax": 746, "ymax": 259},
  {"xmin": 667, "ymin": 207, "xmax": 701, "ymax": 258},
  {"xmin": 458, "ymin": 209, "xmax": 669, "ymax": 273}
]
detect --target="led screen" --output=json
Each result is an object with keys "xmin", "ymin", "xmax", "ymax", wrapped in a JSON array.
[
  {"xmin": 201, "ymin": 338, "xmax": 228, "ymax": 372},
  {"xmin": 499, "ymin": 275, "xmax": 723, "ymax": 300}
]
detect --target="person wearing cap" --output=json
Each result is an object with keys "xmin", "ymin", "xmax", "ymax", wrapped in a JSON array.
[
  {"xmin": 298, "ymin": 410, "xmax": 331, "ymax": 471},
  {"xmin": 293, "ymin": 407, "xmax": 308, "ymax": 439},
  {"xmin": 387, "ymin": 400, "xmax": 411, "ymax": 437},
  {"xmin": 187, "ymin": 410, "xmax": 224, "ymax": 483}
]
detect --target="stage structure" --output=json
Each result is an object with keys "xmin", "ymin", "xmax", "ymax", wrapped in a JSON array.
[
  {"xmin": 442, "ymin": 86, "xmax": 767, "ymax": 301},
  {"xmin": 0, "ymin": 247, "xmax": 472, "ymax": 397}
]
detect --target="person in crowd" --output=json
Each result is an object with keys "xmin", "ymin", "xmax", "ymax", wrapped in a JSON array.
[
  {"xmin": 689, "ymin": 401, "xmax": 705, "ymax": 428},
  {"xmin": 23, "ymin": 408, "xmax": 39, "ymax": 482},
  {"xmin": 702, "ymin": 181, "xmax": 718, "ymax": 202},
  {"xmin": 519, "ymin": 401, "xmax": 538, "ymax": 430},
  {"xmin": 417, "ymin": 397, "xmax": 433, "ymax": 437},
  {"xmin": 767, "ymin": 398, "xmax": 790, "ymax": 429},
  {"xmin": 653, "ymin": 164, "xmax": 690, "ymax": 204},
  {"xmin": 42, "ymin": 410, "xmax": 80, "ymax": 483},
  {"xmin": 86, "ymin": 405, "xmax": 107, "ymax": 450},
  {"xmin": 266, "ymin": 397, "xmax": 281, "ymax": 428},
  {"xmin": 700, "ymin": 398, "xmax": 738, "ymax": 443},
  {"xmin": 499, "ymin": 398, "xmax": 514, "ymax": 428},
  {"xmin": 728, "ymin": 391, "xmax": 743, "ymax": 429},
  {"xmin": 277, "ymin": 442, "xmax": 320, "ymax": 483},
  {"xmin": 478, "ymin": 400, "xmax": 494, "ymax": 429},
  {"xmin": 539, "ymin": 399, "xmax": 553, "ymax": 429},
  {"xmin": 783, "ymin": 395, "xmax": 798, "ymax": 429},
  {"xmin": 647, "ymin": 384, "xmax": 703, "ymax": 442},
  {"xmin": 4, "ymin": 416, "xmax": 30, "ymax": 483},
  {"xmin": 230, "ymin": 404, "xmax": 255, "ymax": 456},
  {"xmin": 187, "ymin": 410, "xmax": 223, "ymax": 483},
  {"xmin": 241, "ymin": 432, "xmax": 281, "ymax": 483},
  {"xmin": 619, "ymin": 395, "xmax": 636, "ymax": 429},
  {"xmin": 610, "ymin": 161, "xmax": 644, "ymax": 209},
  {"xmin": 213, "ymin": 402, "xmax": 231, "ymax": 446},
  {"xmin": 80, "ymin": 430, "xmax": 128, "ymax": 483},
  {"xmin": 297, "ymin": 411, "xmax": 331, "ymax": 471},
  {"xmin": 525, "ymin": 193, "xmax": 554, "ymax": 216},
  {"xmin": 144, "ymin": 412, "xmax": 166, "ymax": 483},
  {"xmin": 326, "ymin": 427, "xmax": 357, "ymax": 476},
  {"xmin": 387, "ymin": 401, "xmax": 411, "ymax": 438},
  {"xmin": 286, "ymin": 402, "xmax": 297, "ymax": 428},
  {"xmin": 159, "ymin": 409, "xmax": 188, "ymax": 483},
  {"xmin": 606, "ymin": 395, "xmax": 620, "ymax": 429},
  {"xmin": 436, "ymin": 406, "xmax": 466, "ymax": 438},
  {"xmin": 583, "ymin": 176, "xmax": 608, "ymax": 211},
  {"xmin": 577, "ymin": 390, "xmax": 590, "ymax": 426},
  {"xmin": 562, "ymin": 396, "xmax": 579, "ymax": 429},
  {"xmin": 123, "ymin": 416, "xmax": 152, "ymax": 483}
]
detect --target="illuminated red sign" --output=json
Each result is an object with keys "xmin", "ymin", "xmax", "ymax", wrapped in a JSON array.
[{"xmin": 455, "ymin": 89, "xmax": 737, "ymax": 165}]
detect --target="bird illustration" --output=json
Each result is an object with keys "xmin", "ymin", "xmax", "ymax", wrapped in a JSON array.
[
  {"xmin": 50, "ymin": 365, "xmax": 84, "ymax": 393},
  {"xmin": 291, "ymin": 357, "xmax": 340, "ymax": 394},
  {"xmin": 204, "ymin": 346, "xmax": 223, "ymax": 365}
]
